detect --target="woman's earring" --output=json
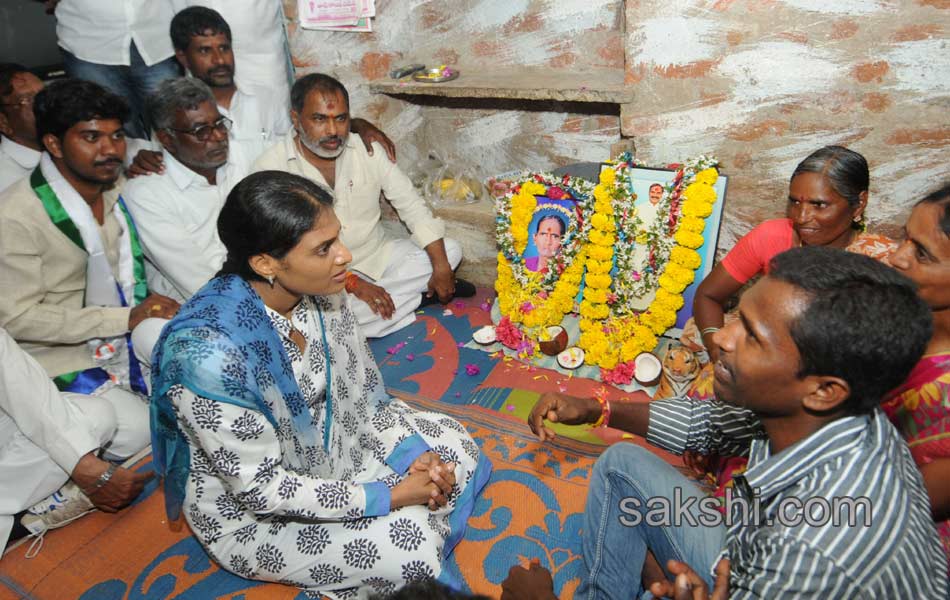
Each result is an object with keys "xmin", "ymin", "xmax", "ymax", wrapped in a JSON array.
[
  {"xmin": 853, "ymin": 213, "xmax": 867, "ymax": 232},
  {"xmin": 267, "ymin": 275, "xmax": 275, "ymax": 287}
]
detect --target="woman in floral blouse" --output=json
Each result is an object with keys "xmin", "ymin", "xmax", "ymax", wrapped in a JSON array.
[
  {"xmin": 885, "ymin": 183, "xmax": 950, "ymax": 569},
  {"xmin": 150, "ymin": 171, "xmax": 491, "ymax": 598}
]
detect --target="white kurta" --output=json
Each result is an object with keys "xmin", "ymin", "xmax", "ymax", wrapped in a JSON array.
[
  {"xmin": 171, "ymin": 294, "xmax": 484, "ymax": 598},
  {"xmin": 123, "ymin": 149, "xmax": 248, "ymax": 302},
  {"xmin": 0, "ymin": 137, "xmax": 40, "ymax": 195},
  {"xmin": 55, "ymin": 0, "xmax": 175, "ymax": 66},
  {"xmin": 218, "ymin": 85, "xmax": 292, "ymax": 164}
]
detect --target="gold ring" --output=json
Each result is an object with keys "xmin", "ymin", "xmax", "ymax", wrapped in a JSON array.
[
  {"xmin": 150, "ymin": 303, "xmax": 162, "ymax": 312},
  {"xmin": 374, "ymin": 298, "xmax": 383, "ymax": 304}
]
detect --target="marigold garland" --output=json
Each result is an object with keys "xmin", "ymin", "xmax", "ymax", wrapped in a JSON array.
[
  {"xmin": 494, "ymin": 156, "xmax": 720, "ymax": 384},
  {"xmin": 494, "ymin": 172, "xmax": 596, "ymax": 347}
]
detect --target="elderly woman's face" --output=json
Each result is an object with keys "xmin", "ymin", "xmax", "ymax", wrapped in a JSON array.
[
  {"xmin": 890, "ymin": 202, "xmax": 950, "ymax": 312},
  {"xmin": 786, "ymin": 172, "xmax": 863, "ymax": 248},
  {"xmin": 275, "ymin": 209, "xmax": 352, "ymax": 296},
  {"xmin": 534, "ymin": 219, "xmax": 564, "ymax": 259}
]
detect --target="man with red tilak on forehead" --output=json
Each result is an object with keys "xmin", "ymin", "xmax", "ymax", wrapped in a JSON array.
[{"xmin": 253, "ymin": 73, "xmax": 476, "ymax": 338}]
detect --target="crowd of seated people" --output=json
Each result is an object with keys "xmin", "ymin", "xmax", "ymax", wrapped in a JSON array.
[{"xmin": 0, "ymin": 2, "xmax": 947, "ymax": 598}]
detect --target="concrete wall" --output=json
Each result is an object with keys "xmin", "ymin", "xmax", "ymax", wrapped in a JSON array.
[
  {"xmin": 622, "ymin": 0, "xmax": 950, "ymax": 247},
  {"xmin": 285, "ymin": 0, "xmax": 950, "ymax": 283}
]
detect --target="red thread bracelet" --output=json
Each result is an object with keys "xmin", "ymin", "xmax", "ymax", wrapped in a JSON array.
[{"xmin": 591, "ymin": 388, "xmax": 611, "ymax": 428}]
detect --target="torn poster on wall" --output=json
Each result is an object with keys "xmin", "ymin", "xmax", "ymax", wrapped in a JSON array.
[{"xmin": 298, "ymin": 0, "xmax": 375, "ymax": 32}]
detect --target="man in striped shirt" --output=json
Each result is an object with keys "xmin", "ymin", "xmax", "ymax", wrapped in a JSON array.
[{"xmin": 508, "ymin": 247, "xmax": 947, "ymax": 599}]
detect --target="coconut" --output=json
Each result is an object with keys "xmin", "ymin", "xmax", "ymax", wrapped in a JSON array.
[
  {"xmin": 472, "ymin": 325, "xmax": 497, "ymax": 345},
  {"xmin": 557, "ymin": 346, "xmax": 585, "ymax": 370},
  {"xmin": 538, "ymin": 325, "xmax": 568, "ymax": 356},
  {"xmin": 634, "ymin": 352, "xmax": 662, "ymax": 386}
]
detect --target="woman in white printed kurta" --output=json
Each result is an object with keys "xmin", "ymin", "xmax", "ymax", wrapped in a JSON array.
[{"xmin": 150, "ymin": 172, "xmax": 490, "ymax": 599}]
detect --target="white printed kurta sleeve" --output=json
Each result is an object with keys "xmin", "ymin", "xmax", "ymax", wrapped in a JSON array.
[{"xmin": 173, "ymin": 385, "xmax": 391, "ymax": 519}]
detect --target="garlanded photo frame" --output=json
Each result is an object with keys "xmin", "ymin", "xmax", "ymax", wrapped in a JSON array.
[
  {"xmin": 492, "ymin": 154, "xmax": 726, "ymax": 385},
  {"xmin": 622, "ymin": 166, "xmax": 728, "ymax": 335}
]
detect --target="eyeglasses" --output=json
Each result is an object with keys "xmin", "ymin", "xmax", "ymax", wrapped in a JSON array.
[{"xmin": 166, "ymin": 116, "xmax": 232, "ymax": 141}]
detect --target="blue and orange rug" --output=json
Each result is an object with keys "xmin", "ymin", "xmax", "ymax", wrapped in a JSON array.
[{"xmin": 0, "ymin": 289, "xmax": 679, "ymax": 599}]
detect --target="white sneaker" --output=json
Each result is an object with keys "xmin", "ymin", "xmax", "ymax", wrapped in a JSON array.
[{"xmin": 20, "ymin": 481, "xmax": 96, "ymax": 557}]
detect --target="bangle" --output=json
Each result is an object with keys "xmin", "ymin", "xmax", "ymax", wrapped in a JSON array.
[
  {"xmin": 591, "ymin": 388, "xmax": 611, "ymax": 429},
  {"xmin": 700, "ymin": 327, "xmax": 720, "ymax": 336},
  {"xmin": 344, "ymin": 272, "xmax": 360, "ymax": 293},
  {"xmin": 90, "ymin": 463, "xmax": 118, "ymax": 492}
]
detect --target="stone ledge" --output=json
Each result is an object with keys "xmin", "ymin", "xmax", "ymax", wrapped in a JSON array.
[
  {"xmin": 435, "ymin": 200, "xmax": 497, "ymax": 287},
  {"xmin": 370, "ymin": 67, "xmax": 632, "ymax": 104}
]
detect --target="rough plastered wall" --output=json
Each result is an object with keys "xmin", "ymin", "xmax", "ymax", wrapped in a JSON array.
[
  {"xmin": 285, "ymin": 0, "xmax": 625, "ymax": 173},
  {"xmin": 285, "ymin": 0, "xmax": 950, "ymax": 283},
  {"xmin": 623, "ymin": 0, "xmax": 950, "ymax": 247}
]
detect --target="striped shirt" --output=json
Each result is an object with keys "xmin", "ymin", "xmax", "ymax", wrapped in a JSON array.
[{"xmin": 648, "ymin": 398, "xmax": 948, "ymax": 599}]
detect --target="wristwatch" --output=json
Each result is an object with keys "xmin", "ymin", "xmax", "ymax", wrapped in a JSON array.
[{"xmin": 91, "ymin": 463, "xmax": 119, "ymax": 492}]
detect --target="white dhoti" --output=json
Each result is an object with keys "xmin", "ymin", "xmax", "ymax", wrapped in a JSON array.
[
  {"xmin": 0, "ymin": 388, "xmax": 149, "ymax": 547},
  {"xmin": 349, "ymin": 238, "xmax": 463, "ymax": 338}
]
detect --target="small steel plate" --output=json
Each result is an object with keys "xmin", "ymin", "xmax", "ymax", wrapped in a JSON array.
[{"xmin": 412, "ymin": 68, "xmax": 460, "ymax": 83}]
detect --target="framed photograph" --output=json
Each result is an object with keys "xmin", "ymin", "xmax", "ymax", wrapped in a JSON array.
[
  {"xmin": 624, "ymin": 166, "xmax": 729, "ymax": 336},
  {"xmin": 520, "ymin": 199, "xmax": 576, "ymax": 274}
]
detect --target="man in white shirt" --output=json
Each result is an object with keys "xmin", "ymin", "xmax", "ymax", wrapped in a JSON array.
[
  {"xmin": 173, "ymin": 0, "xmax": 293, "ymax": 113},
  {"xmin": 1, "ymin": 328, "xmax": 152, "ymax": 547},
  {"xmin": 0, "ymin": 79, "xmax": 178, "ymax": 439},
  {"xmin": 0, "ymin": 64, "xmax": 43, "ymax": 194},
  {"xmin": 253, "ymin": 74, "xmax": 476, "ymax": 338},
  {"xmin": 49, "ymin": 0, "xmax": 180, "ymax": 139},
  {"xmin": 170, "ymin": 6, "xmax": 290, "ymax": 162},
  {"xmin": 129, "ymin": 7, "xmax": 395, "ymax": 175},
  {"xmin": 124, "ymin": 78, "xmax": 247, "ymax": 302}
]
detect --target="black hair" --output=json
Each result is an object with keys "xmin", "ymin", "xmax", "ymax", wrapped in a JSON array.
[
  {"xmin": 768, "ymin": 246, "xmax": 932, "ymax": 414},
  {"xmin": 371, "ymin": 580, "xmax": 491, "ymax": 600},
  {"xmin": 536, "ymin": 214, "xmax": 567, "ymax": 236},
  {"xmin": 791, "ymin": 145, "xmax": 869, "ymax": 208},
  {"xmin": 914, "ymin": 182, "xmax": 950, "ymax": 236},
  {"xmin": 291, "ymin": 73, "xmax": 349, "ymax": 113},
  {"xmin": 649, "ymin": 183, "xmax": 663, "ymax": 191},
  {"xmin": 0, "ymin": 63, "xmax": 30, "ymax": 98},
  {"xmin": 33, "ymin": 78, "xmax": 130, "ymax": 142},
  {"xmin": 170, "ymin": 6, "xmax": 232, "ymax": 52},
  {"xmin": 217, "ymin": 171, "xmax": 335, "ymax": 282}
]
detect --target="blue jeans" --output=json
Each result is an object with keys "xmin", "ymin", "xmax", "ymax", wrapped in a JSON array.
[
  {"xmin": 61, "ymin": 42, "xmax": 180, "ymax": 139},
  {"xmin": 577, "ymin": 444, "xmax": 726, "ymax": 600}
]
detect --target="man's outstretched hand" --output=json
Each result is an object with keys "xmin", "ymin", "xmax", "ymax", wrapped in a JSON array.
[
  {"xmin": 527, "ymin": 392, "xmax": 600, "ymax": 442},
  {"xmin": 126, "ymin": 149, "xmax": 165, "ymax": 178},
  {"xmin": 350, "ymin": 118, "xmax": 396, "ymax": 162},
  {"xmin": 71, "ymin": 452, "xmax": 153, "ymax": 513}
]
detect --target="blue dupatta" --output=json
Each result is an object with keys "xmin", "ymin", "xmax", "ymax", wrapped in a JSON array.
[{"xmin": 150, "ymin": 274, "xmax": 319, "ymax": 520}]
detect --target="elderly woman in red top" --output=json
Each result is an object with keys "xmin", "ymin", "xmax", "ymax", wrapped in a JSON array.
[{"xmin": 691, "ymin": 145, "xmax": 895, "ymax": 363}]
